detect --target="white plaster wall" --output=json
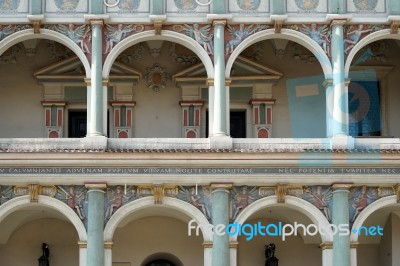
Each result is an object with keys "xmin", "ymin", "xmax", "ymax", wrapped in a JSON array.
[
  {"xmin": 237, "ymin": 218, "xmax": 321, "ymax": 266},
  {"xmin": 0, "ymin": 218, "xmax": 79, "ymax": 265},
  {"xmin": 112, "ymin": 216, "xmax": 203, "ymax": 266},
  {"xmin": 358, "ymin": 244, "xmax": 380, "ymax": 266}
]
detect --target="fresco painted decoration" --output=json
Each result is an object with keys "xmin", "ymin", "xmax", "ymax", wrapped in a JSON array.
[
  {"xmin": 106, "ymin": 0, "xmax": 150, "ymax": 15},
  {"xmin": 46, "ymin": 24, "xmax": 91, "ymax": 54},
  {"xmin": 347, "ymin": 0, "xmax": 386, "ymax": 14},
  {"xmin": 0, "ymin": 0, "xmax": 28, "ymax": 14},
  {"xmin": 0, "ymin": 25, "xmax": 31, "ymax": 41},
  {"xmin": 166, "ymin": 0, "xmax": 209, "ymax": 15},
  {"xmin": 178, "ymin": 186, "xmax": 212, "ymax": 220},
  {"xmin": 225, "ymin": 24, "xmax": 269, "ymax": 56},
  {"xmin": 45, "ymin": 0, "xmax": 88, "ymax": 15},
  {"xmin": 55, "ymin": 185, "xmax": 87, "ymax": 222},
  {"xmin": 230, "ymin": 186, "xmax": 260, "ymax": 221},
  {"xmin": 287, "ymin": 0, "xmax": 327, "ymax": 14},
  {"xmin": 0, "ymin": 185, "xmax": 14, "ymax": 205},
  {"xmin": 293, "ymin": 24, "xmax": 331, "ymax": 56},
  {"xmin": 302, "ymin": 186, "xmax": 332, "ymax": 222},
  {"xmin": 344, "ymin": 24, "xmax": 385, "ymax": 54},
  {"xmin": 349, "ymin": 186, "xmax": 380, "ymax": 223},
  {"xmin": 104, "ymin": 24, "xmax": 144, "ymax": 54},
  {"xmin": 104, "ymin": 185, "xmax": 141, "ymax": 221},
  {"xmin": 228, "ymin": 0, "xmax": 270, "ymax": 15}
]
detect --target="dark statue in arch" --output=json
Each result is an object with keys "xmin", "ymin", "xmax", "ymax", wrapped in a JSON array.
[
  {"xmin": 38, "ymin": 243, "xmax": 50, "ymax": 266},
  {"xmin": 265, "ymin": 243, "xmax": 278, "ymax": 266}
]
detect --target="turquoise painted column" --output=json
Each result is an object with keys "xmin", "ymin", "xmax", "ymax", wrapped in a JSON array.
[
  {"xmin": 324, "ymin": 79, "xmax": 333, "ymax": 137},
  {"xmin": 85, "ymin": 183, "xmax": 106, "ymax": 266},
  {"xmin": 330, "ymin": 20, "xmax": 348, "ymax": 136},
  {"xmin": 211, "ymin": 184, "xmax": 231, "ymax": 266},
  {"xmin": 152, "ymin": 0, "xmax": 164, "ymax": 15},
  {"xmin": 332, "ymin": 184, "xmax": 351, "ymax": 266},
  {"xmin": 88, "ymin": 20, "xmax": 105, "ymax": 137},
  {"xmin": 272, "ymin": 0, "xmax": 285, "ymax": 15},
  {"xmin": 212, "ymin": 20, "xmax": 228, "ymax": 137},
  {"xmin": 31, "ymin": 0, "xmax": 42, "ymax": 15},
  {"xmin": 389, "ymin": 0, "xmax": 400, "ymax": 15},
  {"xmin": 91, "ymin": 0, "xmax": 103, "ymax": 14}
]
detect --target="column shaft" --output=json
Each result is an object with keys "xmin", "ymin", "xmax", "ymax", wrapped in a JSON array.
[
  {"xmin": 88, "ymin": 21, "xmax": 105, "ymax": 137},
  {"xmin": 212, "ymin": 21, "xmax": 228, "ymax": 137},
  {"xmin": 332, "ymin": 185, "xmax": 350, "ymax": 266},
  {"xmin": 331, "ymin": 22, "xmax": 348, "ymax": 136},
  {"xmin": 86, "ymin": 185, "xmax": 106, "ymax": 266},
  {"xmin": 212, "ymin": 185, "xmax": 231, "ymax": 266}
]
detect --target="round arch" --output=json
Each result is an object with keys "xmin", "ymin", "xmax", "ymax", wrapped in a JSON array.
[
  {"xmin": 233, "ymin": 195, "xmax": 333, "ymax": 242},
  {"xmin": 141, "ymin": 252, "xmax": 184, "ymax": 266},
  {"xmin": 345, "ymin": 29, "xmax": 396, "ymax": 77},
  {"xmin": 0, "ymin": 29, "xmax": 91, "ymax": 77},
  {"xmin": 104, "ymin": 196, "xmax": 212, "ymax": 242},
  {"xmin": 0, "ymin": 195, "xmax": 87, "ymax": 241},
  {"xmin": 350, "ymin": 195, "xmax": 398, "ymax": 242},
  {"xmin": 226, "ymin": 28, "xmax": 333, "ymax": 79},
  {"xmin": 103, "ymin": 30, "xmax": 214, "ymax": 78}
]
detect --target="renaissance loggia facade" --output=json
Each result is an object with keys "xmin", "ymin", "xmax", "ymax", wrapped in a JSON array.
[{"xmin": 1, "ymin": 0, "xmax": 400, "ymax": 265}]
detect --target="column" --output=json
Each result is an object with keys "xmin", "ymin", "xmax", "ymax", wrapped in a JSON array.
[
  {"xmin": 332, "ymin": 184, "xmax": 351, "ymax": 266},
  {"xmin": 78, "ymin": 241, "xmax": 87, "ymax": 266},
  {"xmin": 324, "ymin": 79, "xmax": 333, "ymax": 137},
  {"xmin": 203, "ymin": 241, "xmax": 212, "ymax": 266},
  {"xmin": 105, "ymin": 241, "xmax": 113, "ymax": 266},
  {"xmin": 229, "ymin": 242, "xmax": 238, "ymax": 266},
  {"xmin": 211, "ymin": 183, "xmax": 232, "ymax": 266},
  {"xmin": 88, "ymin": 20, "xmax": 105, "ymax": 137},
  {"xmin": 320, "ymin": 242, "xmax": 333, "ymax": 266},
  {"xmin": 212, "ymin": 20, "xmax": 228, "ymax": 137},
  {"xmin": 330, "ymin": 20, "xmax": 348, "ymax": 136},
  {"xmin": 350, "ymin": 242, "xmax": 358, "ymax": 266},
  {"xmin": 85, "ymin": 183, "xmax": 106, "ymax": 266}
]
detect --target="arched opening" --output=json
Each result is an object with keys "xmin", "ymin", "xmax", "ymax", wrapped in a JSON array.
[
  {"xmin": 141, "ymin": 252, "xmax": 183, "ymax": 266},
  {"xmin": 345, "ymin": 30, "xmax": 400, "ymax": 138},
  {"xmin": 225, "ymin": 28, "xmax": 331, "ymax": 138},
  {"xmin": 103, "ymin": 31, "xmax": 213, "ymax": 138},
  {"xmin": 0, "ymin": 196, "xmax": 87, "ymax": 265},
  {"xmin": 351, "ymin": 196, "xmax": 400, "ymax": 266},
  {"xmin": 234, "ymin": 196, "xmax": 332, "ymax": 266},
  {"xmin": 0, "ymin": 30, "xmax": 90, "ymax": 138}
]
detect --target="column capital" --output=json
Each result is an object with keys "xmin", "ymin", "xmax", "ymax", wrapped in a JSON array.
[
  {"xmin": 84, "ymin": 78, "xmax": 109, "ymax": 86},
  {"xmin": 323, "ymin": 79, "xmax": 333, "ymax": 89},
  {"xmin": 320, "ymin": 241, "xmax": 333, "ymax": 250},
  {"xmin": 104, "ymin": 241, "xmax": 113, "ymax": 249},
  {"xmin": 78, "ymin": 241, "xmax": 87, "ymax": 248},
  {"xmin": 90, "ymin": 19, "xmax": 105, "ymax": 27},
  {"xmin": 225, "ymin": 79, "xmax": 232, "ymax": 86},
  {"xmin": 213, "ymin": 20, "xmax": 227, "ymax": 26},
  {"xmin": 350, "ymin": 241, "xmax": 359, "ymax": 249},
  {"xmin": 85, "ymin": 182, "xmax": 107, "ymax": 190},
  {"xmin": 344, "ymin": 79, "xmax": 351, "ymax": 86},
  {"xmin": 330, "ymin": 19, "xmax": 347, "ymax": 26},
  {"xmin": 206, "ymin": 78, "xmax": 214, "ymax": 86},
  {"xmin": 229, "ymin": 241, "xmax": 239, "ymax": 248},
  {"xmin": 210, "ymin": 183, "xmax": 233, "ymax": 190},
  {"xmin": 331, "ymin": 182, "xmax": 353, "ymax": 191},
  {"xmin": 203, "ymin": 241, "xmax": 213, "ymax": 248}
]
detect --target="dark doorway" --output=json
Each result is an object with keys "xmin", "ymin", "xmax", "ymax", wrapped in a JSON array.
[
  {"xmin": 68, "ymin": 111, "xmax": 87, "ymax": 138},
  {"xmin": 230, "ymin": 110, "xmax": 246, "ymax": 138},
  {"xmin": 205, "ymin": 110, "xmax": 246, "ymax": 138},
  {"xmin": 145, "ymin": 260, "xmax": 176, "ymax": 266}
]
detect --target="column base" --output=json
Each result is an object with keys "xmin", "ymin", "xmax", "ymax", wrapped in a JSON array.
[
  {"xmin": 210, "ymin": 136, "xmax": 233, "ymax": 150},
  {"xmin": 330, "ymin": 135, "xmax": 354, "ymax": 150},
  {"xmin": 83, "ymin": 136, "xmax": 108, "ymax": 150}
]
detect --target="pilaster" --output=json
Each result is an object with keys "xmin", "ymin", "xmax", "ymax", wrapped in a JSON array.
[
  {"xmin": 249, "ymin": 99, "xmax": 275, "ymax": 138},
  {"xmin": 211, "ymin": 183, "xmax": 232, "ymax": 266},
  {"xmin": 180, "ymin": 101, "xmax": 204, "ymax": 138},
  {"xmin": 324, "ymin": 79, "xmax": 333, "ymax": 137},
  {"xmin": 85, "ymin": 183, "xmax": 107, "ymax": 266},
  {"xmin": 332, "ymin": 183, "xmax": 352, "ymax": 266},
  {"xmin": 111, "ymin": 101, "xmax": 136, "ymax": 138},
  {"xmin": 41, "ymin": 101, "xmax": 66, "ymax": 138}
]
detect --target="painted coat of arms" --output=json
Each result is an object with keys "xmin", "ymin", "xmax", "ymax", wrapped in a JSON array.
[
  {"xmin": 118, "ymin": 0, "xmax": 141, "ymax": 11},
  {"xmin": 54, "ymin": 0, "xmax": 80, "ymax": 11},
  {"xmin": 295, "ymin": 0, "xmax": 319, "ymax": 10},
  {"xmin": 236, "ymin": 0, "xmax": 261, "ymax": 10},
  {"xmin": 174, "ymin": 0, "xmax": 198, "ymax": 10},
  {"xmin": 353, "ymin": 0, "xmax": 378, "ymax": 10},
  {"xmin": 0, "ymin": 0, "xmax": 20, "ymax": 10}
]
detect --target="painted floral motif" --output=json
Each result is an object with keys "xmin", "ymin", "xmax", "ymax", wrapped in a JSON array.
[
  {"xmin": 225, "ymin": 24, "xmax": 268, "ymax": 56},
  {"xmin": 0, "ymin": 0, "xmax": 20, "ymax": 10},
  {"xmin": 183, "ymin": 24, "xmax": 213, "ymax": 55},
  {"xmin": 344, "ymin": 24, "xmax": 384, "ymax": 54},
  {"xmin": 54, "ymin": 0, "xmax": 80, "ymax": 11},
  {"xmin": 49, "ymin": 24, "xmax": 91, "ymax": 54},
  {"xmin": 105, "ymin": 185, "xmax": 139, "ymax": 220},
  {"xmin": 178, "ymin": 186, "xmax": 212, "ymax": 220},
  {"xmin": 302, "ymin": 186, "xmax": 332, "ymax": 221},
  {"xmin": 118, "ymin": 0, "xmax": 141, "ymax": 11},
  {"xmin": 353, "ymin": 0, "xmax": 378, "ymax": 10},
  {"xmin": 174, "ymin": 0, "xmax": 197, "ymax": 10},
  {"xmin": 295, "ymin": 0, "xmax": 319, "ymax": 10},
  {"xmin": 299, "ymin": 23, "xmax": 330, "ymax": 56},
  {"xmin": 56, "ymin": 185, "xmax": 87, "ymax": 221},
  {"xmin": 236, "ymin": 0, "xmax": 261, "ymax": 10}
]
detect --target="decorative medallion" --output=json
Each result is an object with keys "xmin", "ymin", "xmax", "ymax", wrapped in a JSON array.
[
  {"xmin": 353, "ymin": 0, "xmax": 378, "ymax": 10},
  {"xmin": 236, "ymin": 0, "xmax": 261, "ymax": 10},
  {"xmin": 54, "ymin": 0, "xmax": 80, "ymax": 11},
  {"xmin": 145, "ymin": 64, "xmax": 171, "ymax": 92},
  {"xmin": 295, "ymin": 0, "xmax": 319, "ymax": 10},
  {"xmin": 174, "ymin": 0, "xmax": 198, "ymax": 10},
  {"xmin": 117, "ymin": 0, "xmax": 141, "ymax": 11},
  {"xmin": 0, "ymin": 0, "xmax": 20, "ymax": 10}
]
